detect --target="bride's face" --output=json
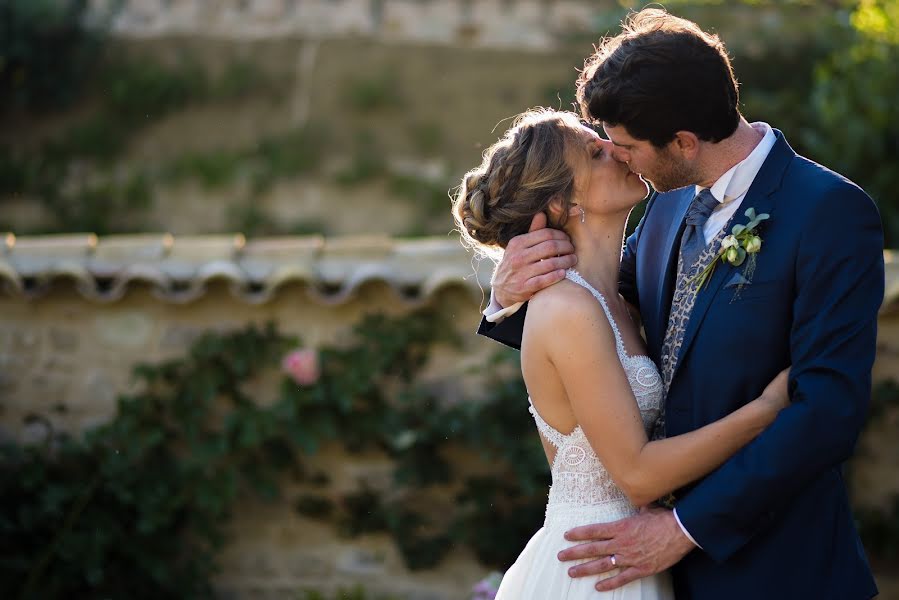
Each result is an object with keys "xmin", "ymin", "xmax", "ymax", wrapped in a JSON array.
[{"xmin": 571, "ymin": 125, "xmax": 649, "ymax": 218}]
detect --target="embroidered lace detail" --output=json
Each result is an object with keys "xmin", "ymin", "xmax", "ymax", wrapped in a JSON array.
[{"xmin": 527, "ymin": 269, "xmax": 665, "ymax": 518}]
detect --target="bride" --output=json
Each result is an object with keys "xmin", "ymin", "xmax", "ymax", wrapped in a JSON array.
[{"xmin": 452, "ymin": 108, "xmax": 789, "ymax": 599}]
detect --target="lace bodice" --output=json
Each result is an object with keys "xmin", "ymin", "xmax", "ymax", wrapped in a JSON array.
[{"xmin": 528, "ymin": 269, "xmax": 664, "ymax": 513}]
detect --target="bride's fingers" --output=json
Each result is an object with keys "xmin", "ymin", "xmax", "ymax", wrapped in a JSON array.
[{"xmin": 595, "ymin": 566, "xmax": 644, "ymax": 592}]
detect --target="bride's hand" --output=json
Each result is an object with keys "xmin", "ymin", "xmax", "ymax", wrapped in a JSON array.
[{"xmin": 757, "ymin": 367, "xmax": 791, "ymax": 415}]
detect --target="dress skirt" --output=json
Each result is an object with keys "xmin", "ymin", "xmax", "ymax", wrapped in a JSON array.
[{"xmin": 494, "ymin": 502, "xmax": 675, "ymax": 600}]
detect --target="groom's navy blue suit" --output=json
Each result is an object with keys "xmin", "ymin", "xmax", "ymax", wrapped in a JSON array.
[{"xmin": 478, "ymin": 131, "xmax": 883, "ymax": 599}]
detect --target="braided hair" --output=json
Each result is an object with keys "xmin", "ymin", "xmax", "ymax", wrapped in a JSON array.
[{"xmin": 452, "ymin": 109, "xmax": 586, "ymax": 258}]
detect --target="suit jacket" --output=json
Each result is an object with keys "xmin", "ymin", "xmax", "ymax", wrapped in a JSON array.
[{"xmin": 478, "ymin": 131, "xmax": 883, "ymax": 599}]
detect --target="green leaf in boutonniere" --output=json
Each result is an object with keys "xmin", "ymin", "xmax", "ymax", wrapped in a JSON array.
[{"xmin": 690, "ymin": 207, "xmax": 770, "ymax": 292}]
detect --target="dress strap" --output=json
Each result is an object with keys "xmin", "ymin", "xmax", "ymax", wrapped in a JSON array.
[
  {"xmin": 527, "ymin": 398, "xmax": 567, "ymax": 448},
  {"xmin": 564, "ymin": 270, "xmax": 627, "ymax": 356}
]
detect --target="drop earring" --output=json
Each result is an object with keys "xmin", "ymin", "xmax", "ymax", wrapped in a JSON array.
[{"xmin": 579, "ymin": 207, "xmax": 586, "ymax": 224}]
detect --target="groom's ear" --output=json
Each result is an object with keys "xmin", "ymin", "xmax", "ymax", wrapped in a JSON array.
[{"xmin": 671, "ymin": 131, "xmax": 700, "ymax": 160}]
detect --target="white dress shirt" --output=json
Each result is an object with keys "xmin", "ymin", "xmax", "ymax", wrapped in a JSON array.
[
  {"xmin": 696, "ymin": 122, "xmax": 776, "ymax": 242},
  {"xmin": 483, "ymin": 123, "xmax": 778, "ymax": 549}
]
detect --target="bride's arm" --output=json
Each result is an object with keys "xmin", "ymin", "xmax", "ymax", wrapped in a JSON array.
[{"xmin": 536, "ymin": 293, "xmax": 787, "ymax": 507}]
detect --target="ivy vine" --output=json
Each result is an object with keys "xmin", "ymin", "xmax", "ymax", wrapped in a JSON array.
[
  {"xmin": 0, "ymin": 309, "xmax": 549, "ymax": 599},
  {"xmin": 2, "ymin": 308, "xmax": 896, "ymax": 599}
]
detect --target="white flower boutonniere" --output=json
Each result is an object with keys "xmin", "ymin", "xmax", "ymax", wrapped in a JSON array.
[{"xmin": 692, "ymin": 207, "xmax": 770, "ymax": 291}]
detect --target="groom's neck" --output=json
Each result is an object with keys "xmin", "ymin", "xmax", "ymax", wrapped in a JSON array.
[{"xmin": 695, "ymin": 118, "xmax": 764, "ymax": 188}]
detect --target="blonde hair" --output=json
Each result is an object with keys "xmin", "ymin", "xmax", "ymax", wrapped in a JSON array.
[{"xmin": 452, "ymin": 108, "xmax": 587, "ymax": 259}]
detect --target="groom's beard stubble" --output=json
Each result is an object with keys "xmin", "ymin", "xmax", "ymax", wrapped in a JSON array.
[{"xmin": 643, "ymin": 149, "xmax": 700, "ymax": 193}]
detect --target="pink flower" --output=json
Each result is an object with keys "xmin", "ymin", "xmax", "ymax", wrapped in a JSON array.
[{"xmin": 281, "ymin": 348, "xmax": 320, "ymax": 386}]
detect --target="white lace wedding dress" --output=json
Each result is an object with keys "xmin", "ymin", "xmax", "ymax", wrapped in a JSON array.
[{"xmin": 494, "ymin": 270, "xmax": 675, "ymax": 599}]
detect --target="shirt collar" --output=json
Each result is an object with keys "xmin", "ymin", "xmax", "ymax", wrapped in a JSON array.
[{"xmin": 696, "ymin": 122, "xmax": 776, "ymax": 204}]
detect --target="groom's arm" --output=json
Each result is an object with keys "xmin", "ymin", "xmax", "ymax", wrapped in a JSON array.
[
  {"xmin": 479, "ymin": 192, "xmax": 655, "ymax": 348},
  {"xmin": 477, "ymin": 214, "xmax": 576, "ymax": 349},
  {"xmin": 478, "ymin": 302, "xmax": 528, "ymax": 350},
  {"xmin": 618, "ymin": 193, "xmax": 657, "ymax": 310},
  {"xmin": 675, "ymin": 184, "xmax": 885, "ymax": 562}
]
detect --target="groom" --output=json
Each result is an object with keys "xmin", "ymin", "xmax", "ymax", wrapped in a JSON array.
[{"xmin": 478, "ymin": 9, "xmax": 883, "ymax": 600}]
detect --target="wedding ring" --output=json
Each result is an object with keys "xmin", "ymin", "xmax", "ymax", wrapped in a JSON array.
[{"xmin": 610, "ymin": 554, "xmax": 617, "ymax": 567}]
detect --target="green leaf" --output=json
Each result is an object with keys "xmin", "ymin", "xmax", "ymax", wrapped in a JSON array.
[{"xmin": 732, "ymin": 224, "xmax": 747, "ymax": 236}]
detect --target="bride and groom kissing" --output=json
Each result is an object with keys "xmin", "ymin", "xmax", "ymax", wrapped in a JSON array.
[{"xmin": 452, "ymin": 8, "xmax": 884, "ymax": 600}]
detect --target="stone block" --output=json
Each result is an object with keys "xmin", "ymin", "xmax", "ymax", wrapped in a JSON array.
[
  {"xmin": 80, "ymin": 370, "xmax": 119, "ymax": 415},
  {"xmin": 29, "ymin": 373, "xmax": 72, "ymax": 408},
  {"xmin": 93, "ymin": 311, "xmax": 154, "ymax": 349},
  {"xmin": 283, "ymin": 549, "xmax": 331, "ymax": 578},
  {"xmin": 40, "ymin": 355, "xmax": 78, "ymax": 375},
  {"xmin": 0, "ymin": 365, "xmax": 20, "ymax": 394},
  {"xmin": 159, "ymin": 324, "xmax": 204, "ymax": 350},
  {"xmin": 335, "ymin": 547, "xmax": 387, "ymax": 576},
  {"xmin": 235, "ymin": 548, "xmax": 281, "ymax": 578},
  {"xmin": 49, "ymin": 328, "xmax": 80, "ymax": 352},
  {"xmin": 10, "ymin": 327, "xmax": 41, "ymax": 354},
  {"xmin": 250, "ymin": 0, "xmax": 287, "ymax": 21}
]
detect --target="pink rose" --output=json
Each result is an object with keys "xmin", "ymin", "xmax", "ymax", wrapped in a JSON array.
[{"xmin": 281, "ymin": 348, "xmax": 320, "ymax": 386}]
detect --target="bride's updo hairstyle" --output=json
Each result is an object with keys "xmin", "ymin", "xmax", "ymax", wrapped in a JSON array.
[{"xmin": 453, "ymin": 108, "xmax": 587, "ymax": 258}]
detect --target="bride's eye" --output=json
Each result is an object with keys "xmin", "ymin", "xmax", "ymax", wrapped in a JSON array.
[{"xmin": 592, "ymin": 147, "xmax": 603, "ymax": 160}]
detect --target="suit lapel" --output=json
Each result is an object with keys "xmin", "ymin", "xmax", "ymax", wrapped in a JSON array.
[
  {"xmin": 671, "ymin": 131, "xmax": 793, "ymax": 381},
  {"xmin": 655, "ymin": 188, "xmax": 694, "ymax": 336}
]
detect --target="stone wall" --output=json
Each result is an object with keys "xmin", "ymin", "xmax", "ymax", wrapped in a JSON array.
[
  {"xmin": 1, "ymin": 237, "xmax": 897, "ymax": 598},
  {"xmin": 0, "ymin": 234, "xmax": 501, "ymax": 599},
  {"xmin": 89, "ymin": 0, "xmax": 608, "ymax": 49},
  {"xmin": 0, "ymin": 286, "xmax": 495, "ymax": 598}
]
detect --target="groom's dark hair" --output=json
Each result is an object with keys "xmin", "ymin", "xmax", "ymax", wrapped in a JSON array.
[{"xmin": 576, "ymin": 8, "xmax": 740, "ymax": 148}]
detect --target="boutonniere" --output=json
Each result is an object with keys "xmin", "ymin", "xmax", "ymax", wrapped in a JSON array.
[{"xmin": 692, "ymin": 207, "xmax": 770, "ymax": 291}]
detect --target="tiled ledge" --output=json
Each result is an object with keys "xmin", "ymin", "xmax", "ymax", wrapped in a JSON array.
[
  {"xmin": 2, "ymin": 234, "xmax": 896, "ymax": 311},
  {"xmin": 0, "ymin": 233, "xmax": 493, "ymax": 306}
]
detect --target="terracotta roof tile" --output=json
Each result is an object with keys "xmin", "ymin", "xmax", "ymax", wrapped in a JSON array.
[
  {"xmin": 0, "ymin": 233, "xmax": 492, "ymax": 306},
  {"xmin": 2, "ymin": 234, "xmax": 895, "ymax": 311}
]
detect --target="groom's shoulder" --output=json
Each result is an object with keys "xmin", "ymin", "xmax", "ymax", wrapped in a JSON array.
[
  {"xmin": 789, "ymin": 153, "xmax": 865, "ymax": 192},
  {"xmin": 780, "ymin": 152, "xmax": 877, "ymax": 218},
  {"xmin": 776, "ymin": 154, "xmax": 882, "ymax": 247}
]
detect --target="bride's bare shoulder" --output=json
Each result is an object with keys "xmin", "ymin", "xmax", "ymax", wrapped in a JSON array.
[{"xmin": 527, "ymin": 279, "xmax": 601, "ymax": 326}]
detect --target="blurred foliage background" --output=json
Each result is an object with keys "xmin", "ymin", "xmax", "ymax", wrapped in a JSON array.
[
  {"xmin": 2, "ymin": 1, "xmax": 899, "ymax": 597},
  {"xmin": 0, "ymin": 0, "xmax": 896, "ymax": 245}
]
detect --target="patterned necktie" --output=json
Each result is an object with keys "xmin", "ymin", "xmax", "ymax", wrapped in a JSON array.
[{"xmin": 679, "ymin": 188, "xmax": 720, "ymax": 271}]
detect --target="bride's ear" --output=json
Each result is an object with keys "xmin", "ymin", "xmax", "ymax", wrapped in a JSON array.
[{"xmin": 547, "ymin": 196, "xmax": 578, "ymax": 223}]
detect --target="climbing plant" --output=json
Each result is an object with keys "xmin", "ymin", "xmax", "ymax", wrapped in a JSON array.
[
  {"xmin": 0, "ymin": 310, "xmax": 548, "ymax": 598},
  {"xmin": 2, "ymin": 307, "xmax": 896, "ymax": 598}
]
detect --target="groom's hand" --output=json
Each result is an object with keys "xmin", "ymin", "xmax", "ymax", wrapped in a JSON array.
[
  {"xmin": 558, "ymin": 506, "xmax": 695, "ymax": 591},
  {"xmin": 493, "ymin": 213, "xmax": 577, "ymax": 307}
]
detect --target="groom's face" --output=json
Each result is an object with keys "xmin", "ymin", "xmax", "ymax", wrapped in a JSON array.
[{"xmin": 602, "ymin": 123, "xmax": 696, "ymax": 193}]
